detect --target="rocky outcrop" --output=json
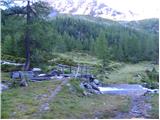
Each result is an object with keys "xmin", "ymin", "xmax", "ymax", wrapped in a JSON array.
[{"xmin": 80, "ymin": 79, "xmax": 102, "ymax": 95}]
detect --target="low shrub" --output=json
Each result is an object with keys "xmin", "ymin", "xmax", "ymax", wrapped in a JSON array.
[
  {"xmin": 69, "ymin": 79, "xmax": 84, "ymax": 95},
  {"xmin": 1, "ymin": 64, "xmax": 23, "ymax": 72},
  {"xmin": 141, "ymin": 67, "xmax": 159, "ymax": 89},
  {"xmin": 2, "ymin": 54, "xmax": 25, "ymax": 63},
  {"xmin": 48, "ymin": 55, "xmax": 77, "ymax": 66},
  {"xmin": 145, "ymin": 67, "xmax": 159, "ymax": 82}
]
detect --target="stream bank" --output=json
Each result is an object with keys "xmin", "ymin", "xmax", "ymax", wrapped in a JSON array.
[{"xmin": 98, "ymin": 84, "xmax": 158, "ymax": 119}]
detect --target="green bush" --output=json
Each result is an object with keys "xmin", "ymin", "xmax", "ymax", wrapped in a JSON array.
[
  {"xmin": 147, "ymin": 82, "xmax": 159, "ymax": 89},
  {"xmin": 57, "ymin": 57, "xmax": 76, "ymax": 66},
  {"xmin": 141, "ymin": 68, "xmax": 159, "ymax": 89},
  {"xmin": 64, "ymin": 69, "xmax": 70, "ymax": 74},
  {"xmin": 145, "ymin": 67, "xmax": 159, "ymax": 82},
  {"xmin": 2, "ymin": 54, "xmax": 25, "ymax": 63},
  {"xmin": 128, "ymin": 57, "xmax": 140, "ymax": 63},
  {"xmin": 69, "ymin": 79, "xmax": 84, "ymax": 95},
  {"xmin": 1, "ymin": 64, "xmax": 23, "ymax": 72},
  {"xmin": 49, "ymin": 55, "xmax": 77, "ymax": 66}
]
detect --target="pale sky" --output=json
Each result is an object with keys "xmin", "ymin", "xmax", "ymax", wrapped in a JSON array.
[
  {"xmin": 98, "ymin": 0, "xmax": 160, "ymax": 19},
  {"xmin": 1, "ymin": 0, "xmax": 160, "ymax": 19}
]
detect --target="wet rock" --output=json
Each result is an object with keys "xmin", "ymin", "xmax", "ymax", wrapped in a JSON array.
[
  {"xmin": 148, "ymin": 89, "xmax": 159, "ymax": 94},
  {"xmin": 19, "ymin": 79, "xmax": 28, "ymax": 87},
  {"xmin": 153, "ymin": 89, "xmax": 159, "ymax": 93},
  {"xmin": 88, "ymin": 88, "xmax": 101, "ymax": 94},
  {"xmin": 83, "ymin": 82, "xmax": 93, "ymax": 89},
  {"xmin": 38, "ymin": 74, "xmax": 46, "ymax": 77},
  {"xmin": 11, "ymin": 71, "xmax": 21, "ymax": 79},
  {"xmin": 80, "ymin": 83, "xmax": 85, "ymax": 89},
  {"xmin": 144, "ymin": 89, "xmax": 159, "ymax": 96},
  {"xmin": 93, "ymin": 79, "xmax": 100, "ymax": 85},
  {"xmin": 32, "ymin": 68, "xmax": 41, "ymax": 72},
  {"xmin": 56, "ymin": 76, "xmax": 64, "ymax": 80},
  {"xmin": 79, "ymin": 77, "xmax": 103, "ymax": 95},
  {"xmin": 49, "ymin": 70, "xmax": 61, "ymax": 76},
  {"xmin": 80, "ymin": 74, "xmax": 96, "ymax": 80},
  {"xmin": 90, "ymin": 82, "xmax": 100, "ymax": 91}
]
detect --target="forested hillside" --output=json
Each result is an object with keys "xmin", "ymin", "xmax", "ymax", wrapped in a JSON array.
[
  {"xmin": 1, "ymin": 4, "xmax": 159, "ymax": 67},
  {"xmin": 1, "ymin": 1, "xmax": 159, "ymax": 119}
]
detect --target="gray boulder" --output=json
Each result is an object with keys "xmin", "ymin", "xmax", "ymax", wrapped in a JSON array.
[
  {"xmin": 93, "ymin": 79, "xmax": 100, "ymax": 85},
  {"xmin": 87, "ymin": 88, "xmax": 101, "ymax": 94},
  {"xmin": 90, "ymin": 82, "xmax": 100, "ymax": 91},
  {"xmin": 19, "ymin": 79, "xmax": 28, "ymax": 87},
  {"xmin": 0, "ymin": 83, "xmax": 8, "ymax": 92},
  {"xmin": 80, "ymin": 83, "xmax": 85, "ymax": 89},
  {"xmin": 32, "ymin": 68, "xmax": 41, "ymax": 72},
  {"xmin": 83, "ymin": 82, "xmax": 92, "ymax": 89}
]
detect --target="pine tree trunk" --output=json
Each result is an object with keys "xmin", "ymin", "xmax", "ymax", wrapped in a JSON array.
[{"xmin": 24, "ymin": 0, "xmax": 31, "ymax": 71}]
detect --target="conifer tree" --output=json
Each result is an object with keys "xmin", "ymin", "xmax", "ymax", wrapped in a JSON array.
[{"xmin": 94, "ymin": 32, "xmax": 109, "ymax": 67}]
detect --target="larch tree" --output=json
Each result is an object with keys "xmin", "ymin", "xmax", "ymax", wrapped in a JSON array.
[{"xmin": 94, "ymin": 31, "xmax": 110, "ymax": 67}]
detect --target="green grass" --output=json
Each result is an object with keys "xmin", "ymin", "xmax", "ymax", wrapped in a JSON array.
[
  {"xmin": 57, "ymin": 52, "xmax": 101, "ymax": 66},
  {"xmin": 1, "ymin": 80, "xmax": 61, "ymax": 119},
  {"xmin": 1, "ymin": 72, "xmax": 11, "ymax": 82},
  {"xmin": 1, "ymin": 57, "xmax": 158, "ymax": 119},
  {"xmin": 49, "ymin": 52, "xmax": 158, "ymax": 85},
  {"xmin": 1, "ymin": 72, "xmax": 130, "ymax": 119},
  {"xmin": 103, "ymin": 62, "xmax": 157, "ymax": 84},
  {"xmin": 40, "ymin": 86, "xmax": 130, "ymax": 119},
  {"xmin": 147, "ymin": 94, "xmax": 159, "ymax": 119},
  {"xmin": 59, "ymin": 52, "xmax": 158, "ymax": 85}
]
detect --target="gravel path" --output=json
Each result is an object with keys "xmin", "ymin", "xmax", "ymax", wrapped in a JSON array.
[{"xmin": 100, "ymin": 84, "xmax": 153, "ymax": 119}]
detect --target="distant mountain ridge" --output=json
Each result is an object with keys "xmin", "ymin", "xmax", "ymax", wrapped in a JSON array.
[{"xmin": 47, "ymin": 0, "xmax": 156, "ymax": 21}]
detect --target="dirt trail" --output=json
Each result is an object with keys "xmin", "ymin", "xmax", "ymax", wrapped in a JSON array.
[
  {"xmin": 100, "ymin": 84, "xmax": 153, "ymax": 119},
  {"xmin": 32, "ymin": 78, "xmax": 70, "ymax": 118},
  {"xmin": 40, "ymin": 78, "xmax": 69, "ymax": 111},
  {"xmin": 129, "ymin": 95, "xmax": 151, "ymax": 118},
  {"xmin": 114, "ymin": 94, "xmax": 152, "ymax": 119}
]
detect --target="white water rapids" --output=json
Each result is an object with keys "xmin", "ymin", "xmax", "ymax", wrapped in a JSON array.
[{"xmin": 98, "ymin": 84, "xmax": 158, "ymax": 95}]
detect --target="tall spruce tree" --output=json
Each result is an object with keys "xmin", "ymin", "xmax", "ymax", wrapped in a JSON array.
[{"xmin": 94, "ymin": 32, "xmax": 109, "ymax": 67}]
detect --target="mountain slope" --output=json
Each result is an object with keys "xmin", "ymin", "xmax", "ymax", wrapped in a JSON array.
[
  {"xmin": 121, "ymin": 19, "xmax": 159, "ymax": 34},
  {"xmin": 49, "ymin": 0, "xmax": 158, "ymax": 21},
  {"xmin": 48, "ymin": 0, "xmax": 139, "ymax": 21}
]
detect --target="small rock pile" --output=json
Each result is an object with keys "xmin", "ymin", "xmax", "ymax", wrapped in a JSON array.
[{"xmin": 80, "ymin": 79, "xmax": 102, "ymax": 96}]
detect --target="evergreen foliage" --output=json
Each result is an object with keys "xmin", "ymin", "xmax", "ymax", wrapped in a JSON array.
[{"xmin": 1, "ymin": 2, "xmax": 159, "ymax": 65}]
